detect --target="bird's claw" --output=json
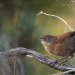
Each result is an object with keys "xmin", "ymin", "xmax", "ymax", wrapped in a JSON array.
[{"xmin": 50, "ymin": 59, "xmax": 70, "ymax": 67}]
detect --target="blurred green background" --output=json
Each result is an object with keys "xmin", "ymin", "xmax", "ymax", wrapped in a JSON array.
[{"xmin": 0, "ymin": 0, "xmax": 75, "ymax": 75}]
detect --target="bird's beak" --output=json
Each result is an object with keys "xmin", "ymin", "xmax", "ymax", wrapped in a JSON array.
[{"xmin": 38, "ymin": 38, "xmax": 42, "ymax": 41}]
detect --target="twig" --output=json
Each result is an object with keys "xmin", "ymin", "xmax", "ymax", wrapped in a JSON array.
[
  {"xmin": 0, "ymin": 47, "xmax": 75, "ymax": 74},
  {"xmin": 37, "ymin": 11, "xmax": 74, "ymax": 31},
  {"xmin": 13, "ymin": 56, "xmax": 17, "ymax": 75}
]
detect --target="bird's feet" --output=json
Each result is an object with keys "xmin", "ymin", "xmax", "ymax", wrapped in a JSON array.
[{"xmin": 50, "ymin": 59, "xmax": 72, "ymax": 67}]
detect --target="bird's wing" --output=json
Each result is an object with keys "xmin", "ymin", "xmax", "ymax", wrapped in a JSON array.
[{"xmin": 57, "ymin": 31, "xmax": 75, "ymax": 43}]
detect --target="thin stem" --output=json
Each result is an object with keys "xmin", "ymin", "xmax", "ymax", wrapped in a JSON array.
[
  {"xmin": 37, "ymin": 11, "xmax": 74, "ymax": 31},
  {"xmin": 13, "ymin": 57, "xmax": 16, "ymax": 75}
]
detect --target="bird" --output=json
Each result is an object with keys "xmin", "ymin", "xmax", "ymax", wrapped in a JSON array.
[{"xmin": 39, "ymin": 31, "xmax": 75, "ymax": 63}]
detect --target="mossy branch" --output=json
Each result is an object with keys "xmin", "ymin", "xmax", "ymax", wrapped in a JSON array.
[{"xmin": 0, "ymin": 47, "xmax": 75, "ymax": 75}]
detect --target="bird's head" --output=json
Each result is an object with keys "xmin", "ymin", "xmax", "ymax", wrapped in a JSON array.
[{"xmin": 39, "ymin": 35, "xmax": 56, "ymax": 46}]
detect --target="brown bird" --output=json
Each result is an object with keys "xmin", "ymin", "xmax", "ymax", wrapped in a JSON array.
[{"xmin": 39, "ymin": 31, "xmax": 75, "ymax": 62}]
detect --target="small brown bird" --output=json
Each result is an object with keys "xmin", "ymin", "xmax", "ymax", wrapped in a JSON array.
[{"xmin": 39, "ymin": 31, "xmax": 75, "ymax": 62}]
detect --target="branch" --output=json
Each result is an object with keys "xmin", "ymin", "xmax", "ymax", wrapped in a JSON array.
[
  {"xmin": 0, "ymin": 47, "xmax": 75, "ymax": 75},
  {"xmin": 37, "ymin": 11, "xmax": 74, "ymax": 32}
]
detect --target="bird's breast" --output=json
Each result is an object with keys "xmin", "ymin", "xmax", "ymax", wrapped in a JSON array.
[{"xmin": 44, "ymin": 43, "xmax": 74, "ymax": 57}]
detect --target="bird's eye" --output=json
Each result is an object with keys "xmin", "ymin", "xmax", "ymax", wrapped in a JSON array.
[{"xmin": 46, "ymin": 37, "xmax": 51, "ymax": 43}]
